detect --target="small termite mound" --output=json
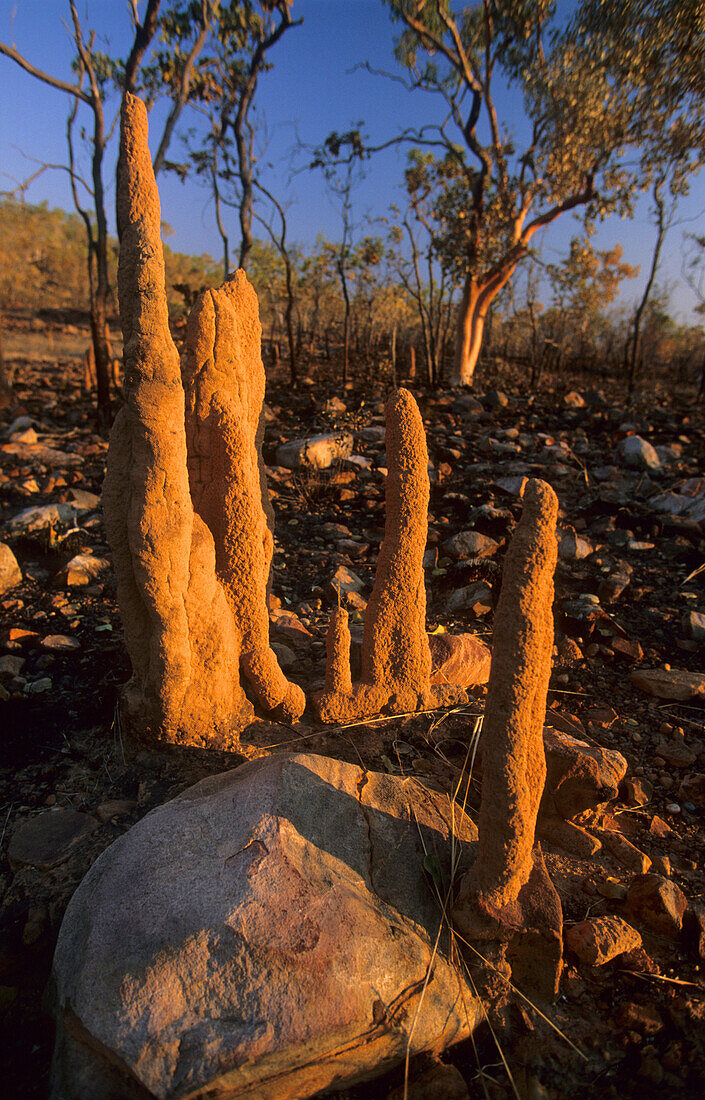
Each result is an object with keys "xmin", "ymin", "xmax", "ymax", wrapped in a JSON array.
[
  {"xmin": 314, "ymin": 388, "xmax": 466, "ymax": 722},
  {"xmin": 103, "ymin": 93, "xmax": 254, "ymax": 748},
  {"xmin": 182, "ymin": 275, "xmax": 305, "ymax": 722},
  {"xmin": 453, "ymin": 478, "xmax": 563, "ymax": 1000}
]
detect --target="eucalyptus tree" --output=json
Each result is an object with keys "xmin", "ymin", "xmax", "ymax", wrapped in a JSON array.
[
  {"xmin": 384, "ymin": 0, "xmax": 705, "ymax": 387},
  {"xmin": 0, "ymin": 1, "xmax": 161, "ymax": 428}
]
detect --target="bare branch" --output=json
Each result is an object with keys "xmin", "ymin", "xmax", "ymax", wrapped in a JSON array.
[{"xmin": 0, "ymin": 40, "xmax": 92, "ymax": 103}]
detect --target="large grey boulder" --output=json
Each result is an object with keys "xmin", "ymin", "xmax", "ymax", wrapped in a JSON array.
[{"xmin": 50, "ymin": 753, "xmax": 480, "ymax": 1100}]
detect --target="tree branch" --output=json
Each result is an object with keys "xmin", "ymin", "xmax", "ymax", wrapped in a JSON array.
[{"xmin": 0, "ymin": 40, "xmax": 92, "ymax": 103}]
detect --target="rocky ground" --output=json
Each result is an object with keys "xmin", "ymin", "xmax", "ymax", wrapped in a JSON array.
[{"xmin": 1, "ymin": 309, "xmax": 704, "ymax": 1098}]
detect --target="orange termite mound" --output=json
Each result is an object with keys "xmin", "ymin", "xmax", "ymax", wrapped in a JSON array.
[
  {"xmin": 453, "ymin": 478, "xmax": 563, "ymax": 997},
  {"xmin": 103, "ymin": 93, "xmax": 304, "ymax": 747},
  {"xmin": 182, "ymin": 274, "xmax": 305, "ymax": 722},
  {"xmin": 314, "ymin": 388, "xmax": 466, "ymax": 722}
]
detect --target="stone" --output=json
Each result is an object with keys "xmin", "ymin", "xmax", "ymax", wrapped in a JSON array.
[
  {"xmin": 329, "ymin": 564, "xmax": 365, "ymax": 600},
  {"xmin": 485, "ymin": 389, "xmax": 508, "ymax": 409},
  {"xmin": 683, "ymin": 611, "xmax": 705, "ymax": 641},
  {"xmin": 565, "ymin": 916, "xmax": 642, "ymax": 965},
  {"xmin": 56, "ymin": 553, "xmax": 110, "ymax": 587},
  {"xmin": 619, "ymin": 435, "xmax": 661, "ymax": 471},
  {"xmin": 626, "ymin": 874, "xmax": 688, "ymax": 937},
  {"xmin": 95, "ymin": 800, "xmax": 136, "ymax": 823},
  {"xmin": 630, "ymin": 668, "xmax": 705, "ymax": 701},
  {"xmin": 454, "ymin": 481, "xmax": 563, "ymax": 999},
  {"xmin": 315, "ymin": 390, "xmax": 466, "ymax": 723},
  {"xmin": 387, "ymin": 1061, "xmax": 469, "ymax": 1099},
  {"xmin": 40, "ymin": 635, "xmax": 81, "ymax": 652},
  {"xmin": 67, "ymin": 489, "xmax": 101, "ymax": 511},
  {"xmin": 683, "ymin": 902, "xmax": 705, "ymax": 962},
  {"xmin": 0, "ymin": 542, "xmax": 21, "ymax": 595},
  {"xmin": 0, "ymin": 654, "xmax": 25, "ymax": 679},
  {"xmin": 612, "ymin": 637, "xmax": 643, "ymax": 661},
  {"xmin": 25, "ymin": 676, "xmax": 52, "ymax": 694},
  {"xmin": 620, "ymin": 777, "xmax": 652, "ymax": 807},
  {"xmin": 614, "ymin": 1002, "xmax": 663, "ymax": 1035},
  {"xmin": 598, "ymin": 572, "xmax": 630, "ymax": 603},
  {"xmin": 275, "ymin": 431, "xmax": 354, "ymax": 470},
  {"xmin": 601, "ymin": 832, "xmax": 651, "ymax": 874},
  {"xmin": 4, "ymin": 502, "xmax": 77, "ymax": 540},
  {"xmin": 447, "ymin": 582, "xmax": 493, "ymax": 616},
  {"xmin": 442, "ymin": 530, "xmax": 499, "ymax": 561},
  {"xmin": 49, "ymin": 753, "xmax": 482, "ymax": 1100},
  {"xmin": 0, "ymin": 442, "xmax": 84, "ymax": 468},
  {"xmin": 678, "ymin": 772, "xmax": 705, "ymax": 807},
  {"xmin": 428, "ymin": 632, "xmax": 491, "ymax": 690},
  {"xmin": 563, "ymin": 391, "xmax": 586, "ymax": 409},
  {"xmin": 558, "ymin": 531, "xmax": 592, "ymax": 561},
  {"xmin": 182, "ymin": 270, "xmax": 305, "ymax": 722},
  {"xmin": 8, "ymin": 809, "xmax": 97, "ymax": 871},
  {"xmin": 541, "ymin": 728, "xmax": 627, "ymax": 821},
  {"xmin": 102, "ymin": 94, "xmax": 252, "ymax": 749}
]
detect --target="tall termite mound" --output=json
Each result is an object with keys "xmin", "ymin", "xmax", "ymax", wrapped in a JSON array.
[
  {"xmin": 182, "ymin": 275, "xmax": 305, "ymax": 721},
  {"xmin": 314, "ymin": 388, "xmax": 466, "ymax": 722},
  {"xmin": 453, "ymin": 478, "xmax": 563, "ymax": 996},
  {"xmin": 102, "ymin": 93, "xmax": 254, "ymax": 748}
]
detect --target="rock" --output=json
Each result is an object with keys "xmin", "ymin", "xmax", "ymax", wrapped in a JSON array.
[
  {"xmin": 276, "ymin": 432, "xmax": 354, "ymax": 470},
  {"xmin": 619, "ymin": 435, "xmax": 661, "ymax": 471},
  {"xmin": 485, "ymin": 389, "xmax": 508, "ymax": 409},
  {"xmin": 656, "ymin": 740, "xmax": 696, "ymax": 767},
  {"xmin": 66, "ymin": 489, "xmax": 101, "ymax": 511},
  {"xmin": 329, "ymin": 564, "xmax": 365, "ymax": 600},
  {"xmin": 270, "ymin": 608, "xmax": 313, "ymax": 650},
  {"xmin": 558, "ymin": 531, "xmax": 593, "ymax": 561},
  {"xmin": 40, "ymin": 635, "xmax": 81, "ymax": 652},
  {"xmin": 620, "ymin": 777, "xmax": 652, "ymax": 807},
  {"xmin": 324, "ymin": 396, "xmax": 346, "ymax": 415},
  {"xmin": 683, "ymin": 611, "xmax": 705, "ymax": 641},
  {"xmin": 447, "ymin": 582, "xmax": 493, "ymax": 616},
  {"xmin": 683, "ymin": 902, "xmax": 705, "ymax": 962},
  {"xmin": 598, "ymin": 572, "xmax": 630, "ymax": 603},
  {"xmin": 541, "ymin": 728, "xmax": 627, "ymax": 821},
  {"xmin": 601, "ymin": 832, "xmax": 651, "ymax": 873},
  {"xmin": 0, "ymin": 654, "xmax": 25, "ymax": 680},
  {"xmin": 494, "ymin": 475, "xmax": 528, "ymax": 496},
  {"xmin": 442, "ymin": 530, "xmax": 499, "ymax": 560},
  {"xmin": 630, "ymin": 668, "xmax": 705, "ymax": 701},
  {"xmin": 565, "ymin": 916, "xmax": 642, "ymax": 965},
  {"xmin": 429, "ymin": 632, "xmax": 491, "ymax": 690},
  {"xmin": 4, "ymin": 502, "xmax": 78, "ymax": 540},
  {"xmin": 8, "ymin": 809, "xmax": 98, "ymax": 871},
  {"xmin": 614, "ymin": 1002, "xmax": 663, "ymax": 1035},
  {"xmin": 678, "ymin": 772, "xmax": 705, "ymax": 807},
  {"xmin": 0, "ymin": 543, "xmax": 22, "ymax": 595},
  {"xmin": 611, "ymin": 637, "xmax": 643, "ymax": 661},
  {"xmin": 270, "ymin": 641, "xmax": 296, "ymax": 671},
  {"xmin": 0, "ymin": 442, "xmax": 84, "ymax": 468},
  {"xmin": 56, "ymin": 553, "xmax": 110, "ymax": 587},
  {"xmin": 649, "ymin": 815, "xmax": 673, "ymax": 838},
  {"xmin": 95, "ymin": 800, "xmax": 136, "ymax": 823},
  {"xmin": 49, "ymin": 754, "xmax": 481, "ymax": 1100},
  {"xmin": 563, "ymin": 391, "xmax": 586, "ymax": 409},
  {"xmin": 626, "ymin": 874, "xmax": 688, "ymax": 937},
  {"xmin": 24, "ymin": 677, "xmax": 52, "ymax": 694},
  {"xmin": 357, "ymin": 426, "xmax": 386, "ymax": 444},
  {"xmin": 387, "ymin": 1061, "xmax": 469, "ymax": 1100}
]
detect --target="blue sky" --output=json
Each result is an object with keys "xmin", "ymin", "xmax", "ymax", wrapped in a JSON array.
[{"xmin": 1, "ymin": 0, "xmax": 704, "ymax": 323}]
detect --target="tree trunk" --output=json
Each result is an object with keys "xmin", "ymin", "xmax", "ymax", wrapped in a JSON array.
[{"xmin": 451, "ymin": 277, "xmax": 485, "ymax": 387}]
